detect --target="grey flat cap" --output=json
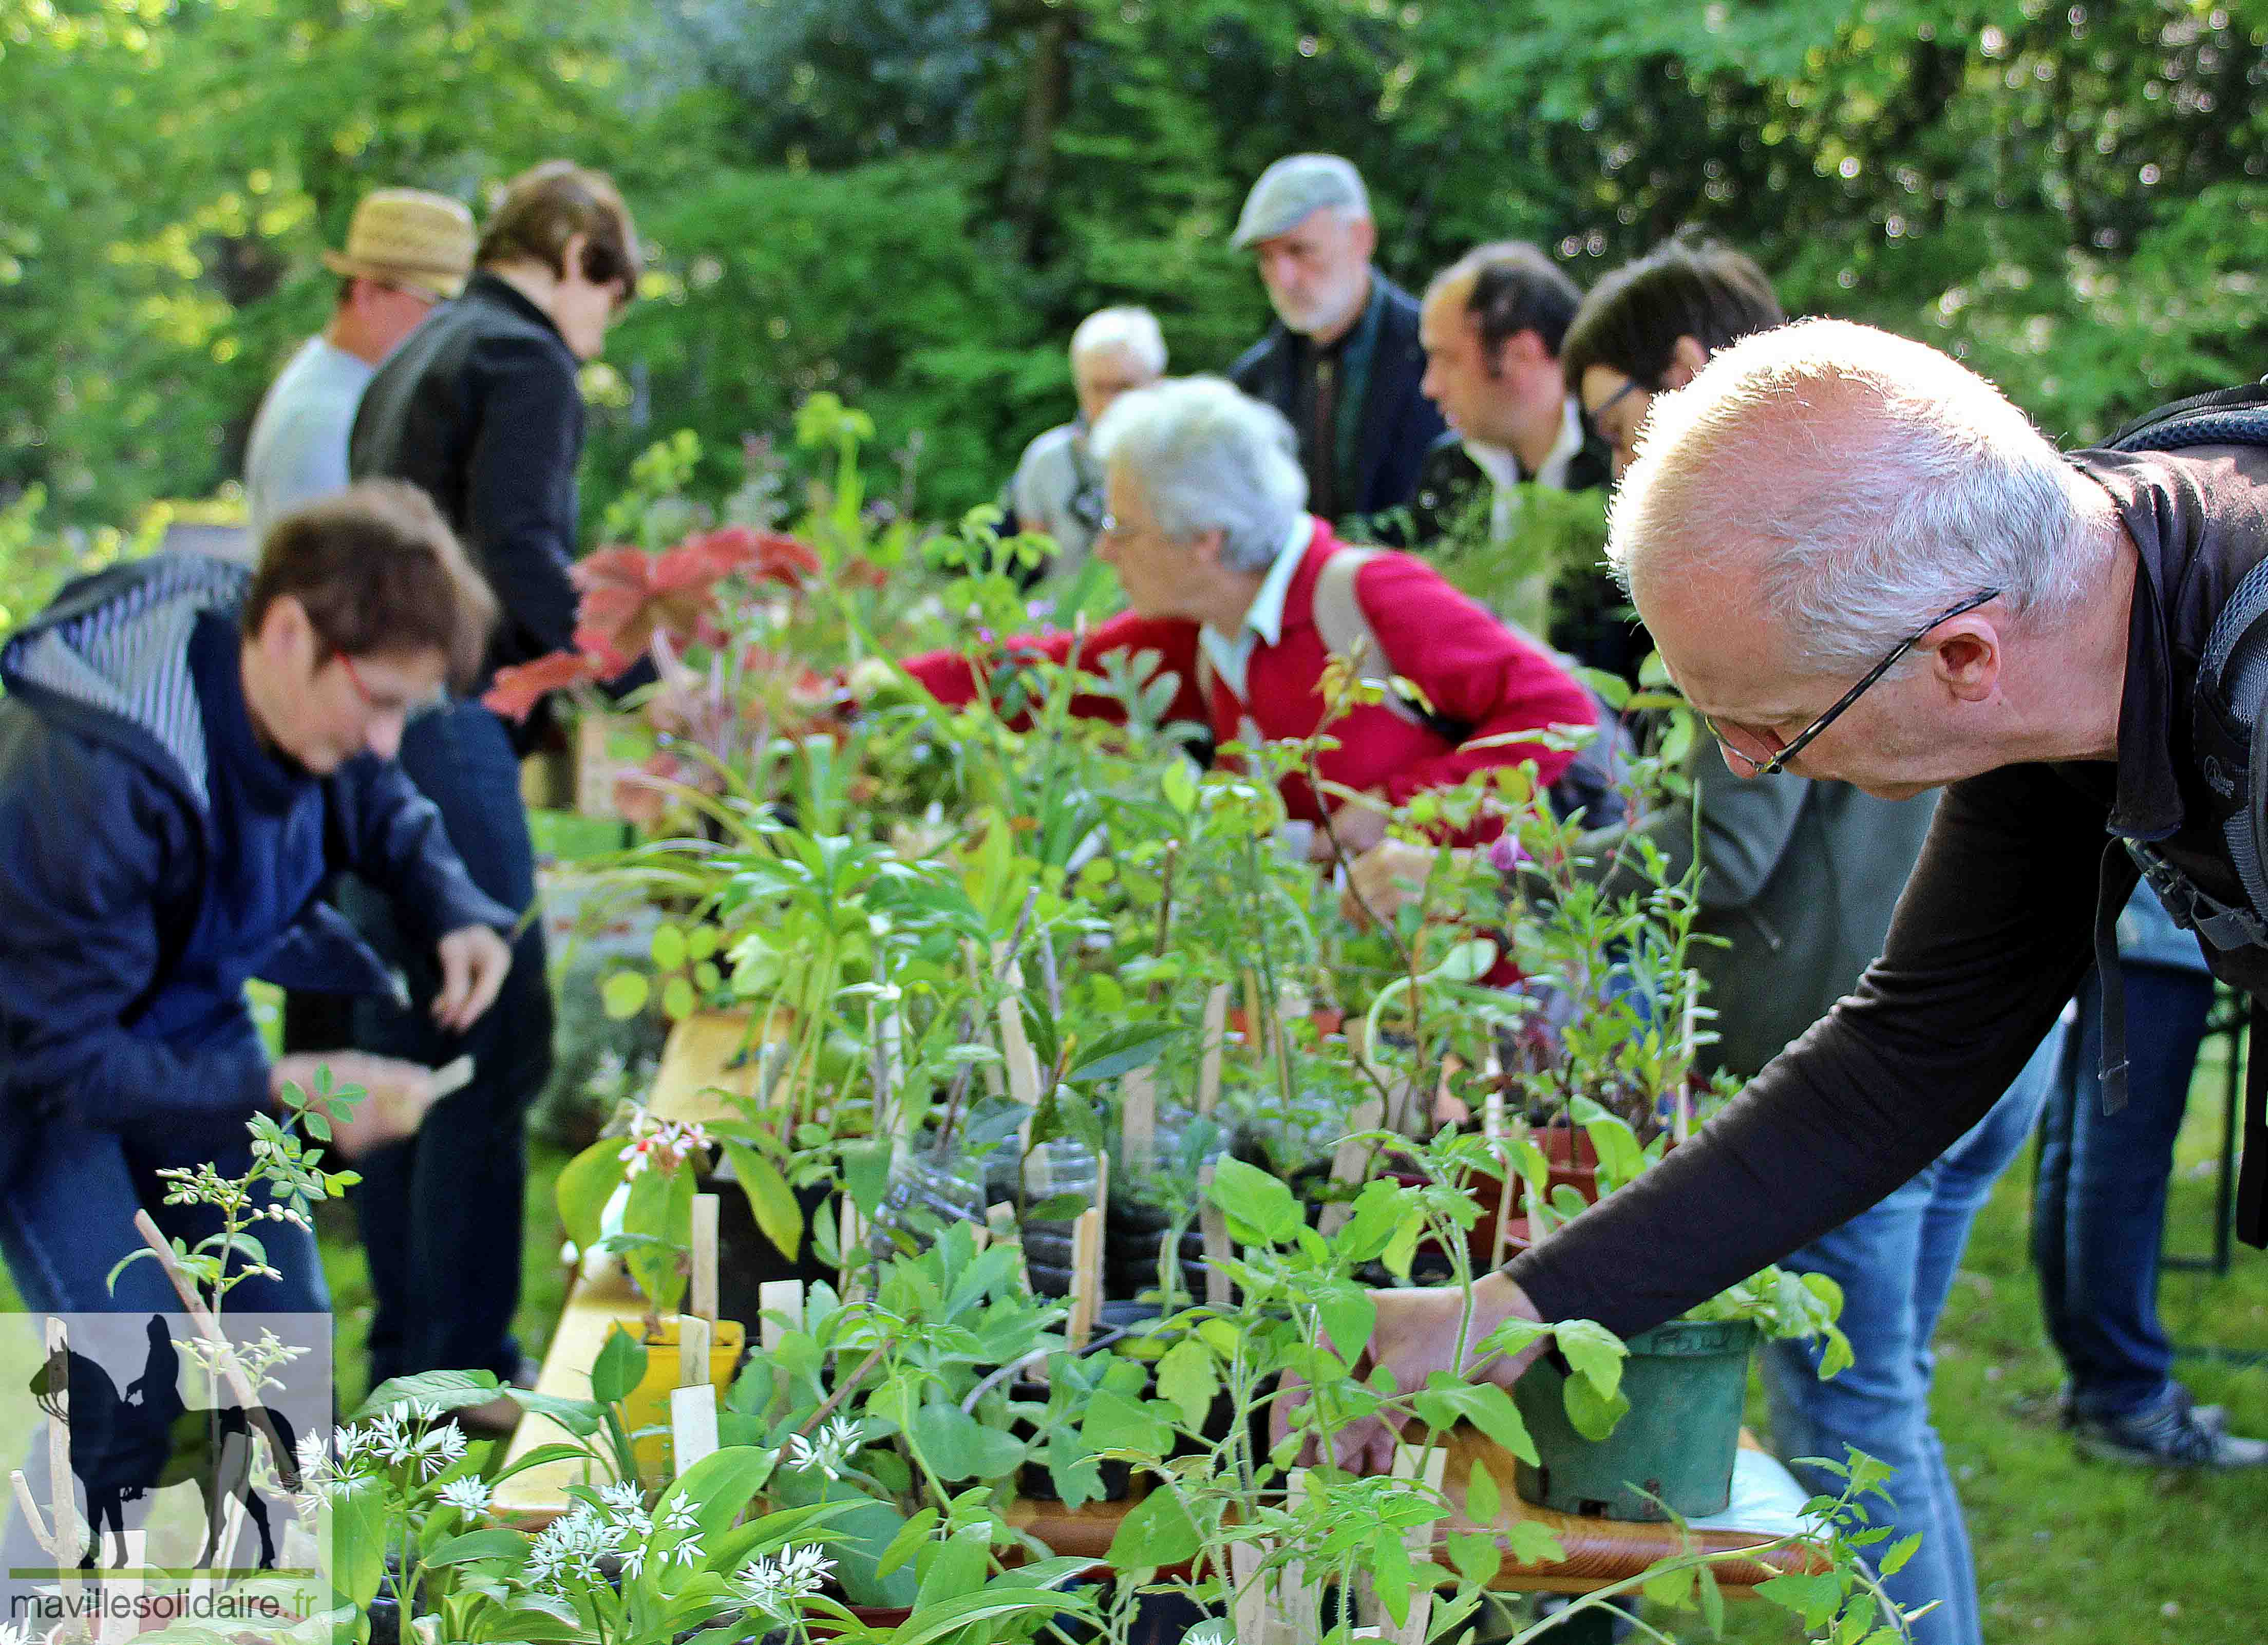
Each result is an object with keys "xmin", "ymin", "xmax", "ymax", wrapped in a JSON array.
[{"xmin": 1230, "ymin": 154, "xmax": 1371, "ymax": 249}]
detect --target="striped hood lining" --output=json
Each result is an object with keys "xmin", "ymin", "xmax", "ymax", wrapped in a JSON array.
[{"xmin": 0, "ymin": 553, "xmax": 252, "ymax": 812}]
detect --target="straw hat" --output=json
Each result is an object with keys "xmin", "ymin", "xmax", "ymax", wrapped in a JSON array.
[{"xmin": 323, "ymin": 189, "xmax": 477, "ymax": 300}]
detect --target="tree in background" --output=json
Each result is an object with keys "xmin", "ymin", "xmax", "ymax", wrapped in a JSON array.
[{"xmin": 5, "ymin": 0, "xmax": 2265, "ymax": 547}]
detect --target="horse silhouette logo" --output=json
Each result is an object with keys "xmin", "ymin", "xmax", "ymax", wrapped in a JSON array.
[{"xmin": 27, "ymin": 1316, "xmax": 301, "ymax": 1571}]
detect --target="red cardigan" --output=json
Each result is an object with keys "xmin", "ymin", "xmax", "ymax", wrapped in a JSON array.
[{"xmin": 903, "ymin": 520, "xmax": 1594, "ymax": 844}]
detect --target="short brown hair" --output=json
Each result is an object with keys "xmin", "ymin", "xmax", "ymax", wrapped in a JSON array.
[
  {"xmin": 245, "ymin": 481, "xmax": 498, "ymax": 689},
  {"xmin": 477, "ymin": 159, "xmax": 639, "ymax": 301},
  {"xmin": 1428, "ymin": 240, "xmax": 1584, "ymax": 362},
  {"xmin": 1560, "ymin": 237, "xmax": 1783, "ymax": 395}
]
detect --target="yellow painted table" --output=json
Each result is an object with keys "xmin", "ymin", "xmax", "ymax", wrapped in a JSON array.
[{"xmin": 493, "ymin": 1012, "xmax": 764, "ymax": 1524}]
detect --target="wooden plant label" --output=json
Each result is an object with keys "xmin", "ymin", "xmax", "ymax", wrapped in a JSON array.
[
  {"xmin": 1197, "ymin": 983, "xmax": 1230, "ymax": 1117},
  {"xmin": 757, "ymin": 1280, "xmax": 804, "ymax": 1352},
  {"xmin": 1197, "ymin": 1163, "xmax": 1233, "ymax": 1310},
  {"xmin": 1359, "ymin": 1444, "xmax": 1448, "ymax": 1644},
  {"xmin": 669, "ymin": 1383, "xmax": 720, "ymax": 1471},
  {"xmin": 674, "ymin": 1314, "xmax": 712, "ymax": 1387},
  {"xmin": 1230, "ymin": 1473, "xmax": 1318, "ymax": 1644},
  {"xmin": 1066, "ymin": 1207, "xmax": 1103, "ymax": 1350},
  {"xmin": 1317, "ymin": 1095, "xmax": 1386, "ymax": 1239},
  {"xmin": 998, "ymin": 995, "xmax": 1043, "ymax": 1108},
  {"xmin": 1121, "ymin": 1069, "xmax": 1158, "ymax": 1171},
  {"xmin": 1240, "ymin": 969, "xmax": 1267, "ymax": 1067},
  {"xmin": 690, "ymin": 1193, "xmax": 720, "ymax": 1326}
]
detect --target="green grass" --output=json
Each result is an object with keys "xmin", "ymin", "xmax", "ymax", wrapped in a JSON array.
[{"xmin": 1704, "ymin": 1036, "xmax": 2268, "ymax": 1642}]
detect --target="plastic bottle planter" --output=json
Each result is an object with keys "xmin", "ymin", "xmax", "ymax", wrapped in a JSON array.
[
  {"xmin": 619, "ymin": 1316, "xmax": 747, "ymax": 1484},
  {"xmin": 1512, "ymin": 1318, "xmax": 1759, "ymax": 1522}
]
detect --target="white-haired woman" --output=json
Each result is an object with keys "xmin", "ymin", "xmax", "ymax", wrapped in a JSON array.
[{"xmin": 912, "ymin": 375, "xmax": 1593, "ymax": 855}]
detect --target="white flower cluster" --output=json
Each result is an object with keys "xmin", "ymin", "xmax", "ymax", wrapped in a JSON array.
[
  {"xmin": 527, "ymin": 1485, "xmax": 705, "ymax": 1593},
  {"xmin": 362, "ymin": 1402, "xmax": 469, "ymax": 1479},
  {"xmin": 736, "ymin": 1544, "xmax": 835, "ymax": 1615},
  {"xmin": 617, "ymin": 1109, "xmax": 714, "ymax": 1179},
  {"xmin": 436, "ymin": 1477, "xmax": 494, "ymax": 1516},
  {"xmin": 782, "ymin": 1414, "xmax": 861, "ymax": 1482},
  {"xmin": 527, "ymin": 1503, "xmax": 623, "ymax": 1592}
]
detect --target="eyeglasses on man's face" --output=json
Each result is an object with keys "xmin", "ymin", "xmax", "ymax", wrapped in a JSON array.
[
  {"xmin": 1704, "ymin": 588, "xmax": 2004, "ymax": 778},
  {"xmin": 338, "ymin": 653, "xmax": 446, "ymax": 722}
]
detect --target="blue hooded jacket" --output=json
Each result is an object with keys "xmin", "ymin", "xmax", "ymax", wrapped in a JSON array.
[{"xmin": 0, "ymin": 553, "xmax": 514, "ymax": 1182}]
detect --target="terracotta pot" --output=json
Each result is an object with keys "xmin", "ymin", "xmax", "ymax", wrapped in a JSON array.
[{"xmin": 1227, "ymin": 1005, "xmax": 1346, "ymax": 1040}]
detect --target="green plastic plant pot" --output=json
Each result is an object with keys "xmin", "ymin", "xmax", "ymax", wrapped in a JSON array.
[{"xmin": 1512, "ymin": 1317, "xmax": 1759, "ymax": 1523}]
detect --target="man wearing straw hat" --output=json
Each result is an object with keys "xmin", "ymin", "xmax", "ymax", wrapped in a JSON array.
[{"xmin": 243, "ymin": 190, "xmax": 475, "ymax": 539}]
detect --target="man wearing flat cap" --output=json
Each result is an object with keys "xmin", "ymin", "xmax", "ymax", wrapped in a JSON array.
[
  {"xmin": 244, "ymin": 189, "xmax": 476, "ymax": 538},
  {"xmin": 1227, "ymin": 154, "xmax": 1445, "ymax": 531}
]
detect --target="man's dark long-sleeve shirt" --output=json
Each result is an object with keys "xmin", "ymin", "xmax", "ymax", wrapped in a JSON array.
[
  {"xmin": 350, "ymin": 271, "xmax": 584, "ymax": 683},
  {"xmin": 1509, "ymin": 443, "xmax": 2268, "ymax": 1337}
]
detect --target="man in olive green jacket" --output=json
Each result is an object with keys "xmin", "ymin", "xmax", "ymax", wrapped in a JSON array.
[{"xmin": 1577, "ymin": 736, "xmax": 1934, "ymax": 1079}]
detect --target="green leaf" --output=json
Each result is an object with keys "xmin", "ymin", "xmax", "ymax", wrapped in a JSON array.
[
  {"xmin": 1063, "ymin": 1022, "xmax": 1179, "ymax": 1086},
  {"xmin": 916, "ymin": 1527, "xmax": 992, "ymax": 1611},
  {"xmin": 842, "ymin": 1141, "xmax": 893, "ymax": 1218},
  {"xmin": 1756, "ymin": 1572, "xmax": 1844, "ymax": 1630},
  {"xmin": 555, "ymin": 1137, "xmax": 626, "ymax": 1252},
  {"xmin": 601, "ymin": 971, "xmax": 650, "ymax": 1019},
  {"xmin": 1155, "ymin": 1337, "xmax": 1219, "ymax": 1430},
  {"xmin": 328, "ymin": 1482, "xmax": 388, "ymax": 1606},
  {"xmin": 1578, "ymin": 666, "xmax": 1632, "ymax": 711},
  {"xmin": 1878, "ymin": 1531, "xmax": 1922, "ymax": 1577},
  {"xmin": 1105, "ymin": 1486, "xmax": 1201, "ymax": 1568},
  {"xmin": 1506, "ymin": 1520, "xmax": 1565, "ymax": 1567},
  {"xmin": 1427, "ymin": 938, "xmax": 1498, "ymax": 984},
  {"xmin": 1466, "ymin": 1457, "xmax": 1501, "ymax": 1524},
  {"xmin": 1446, "ymin": 1529, "xmax": 1502, "ymax": 1586},
  {"xmin": 1560, "ymin": 1370, "xmax": 1631, "ymax": 1442},
  {"xmin": 1643, "ymin": 1564, "xmax": 1696, "ymax": 1610},
  {"xmin": 1413, "ymin": 1376, "xmax": 1536, "ymax": 1465},
  {"xmin": 909, "ymin": 1400, "xmax": 1025, "ymax": 1481},
  {"xmin": 1552, "ymin": 1319, "xmax": 1627, "ymax": 1401},
  {"xmin": 1208, "ymin": 1155, "xmax": 1302, "ymax": 1244},
  {"xmin": 876, "ymin": 1507, "xmax": 939, "ymax": 1579},
  {"xmin": 1315, "ymin": 1283, "xmax": 1375, "ymax": 1364},
  {"xmin": 721, "ymin": 1138, "xmax": 803, "ymax": 1261},
  {"xmin": 662, "ymin": 975, "xmax": 698, "ymax": 1020},
  {"xmin": 661, "ymin": 1446, "xmax": 778, "ymax": 1541},
  {"xmin": 1161, "ymin": 760, "xmax": 1198, "ymax": 816},
  {"xmin": 1369, "ymin": 1534, "xmax": 1413, "ymax": 1624},
  {"xmin": 351, "ymin": 1369, "xmax": 503, "ymax": 1423},
  {"xmin": 424, "ymin": 1529, "xmax": 530, "ymax": 1568},
  {"xmin": 652, "ymin": 922, "xmax": 688, "ymax": 971},
  {"xmin": 1081, "ymin": 1389, "xmax": 1173, "ymax": 1459},
  {"xmin": 591, "ymin": 1324, "xmax": 649, "ymax": 1408}
]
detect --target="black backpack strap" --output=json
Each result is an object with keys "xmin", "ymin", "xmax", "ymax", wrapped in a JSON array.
[{"xmin": 2107, "ymin": 379, "xmax": 2268, "ymax": 452}]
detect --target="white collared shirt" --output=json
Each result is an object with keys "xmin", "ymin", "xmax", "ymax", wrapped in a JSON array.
[
  {"xmin": 1464, "ymin": 396, "xmax": 1588, "ymax": 542},
  {"xmin": 1199, "ymin": 515, "xmax": 1317, "ymax": 702}
]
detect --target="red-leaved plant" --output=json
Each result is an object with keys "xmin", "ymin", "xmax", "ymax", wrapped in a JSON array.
[{"xmin": 485, "ymin": 525, "xmax": 838, "ymax": 827}]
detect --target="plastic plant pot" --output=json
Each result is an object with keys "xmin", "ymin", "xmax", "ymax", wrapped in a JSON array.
[{"xmin": 1511, "ymin": 1317, "xmax": 1759, "ymax": 1522}]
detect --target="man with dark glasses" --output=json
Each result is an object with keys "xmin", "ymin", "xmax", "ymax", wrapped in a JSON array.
[{"xmin": 1342, "ymin": 317, "xmax": 2268, "ymax": 1484}]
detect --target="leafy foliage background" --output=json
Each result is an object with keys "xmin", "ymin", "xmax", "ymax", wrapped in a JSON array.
[{"xmin": 6, "ymin": 0, "xmax": 2266, "ymax": 547}]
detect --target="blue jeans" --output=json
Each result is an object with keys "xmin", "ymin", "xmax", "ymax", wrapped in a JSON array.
[
  {"xmin": 345, "ymin": 700, "xmax": 552, "ymax": 1386},
  {"xmin": 1762, "ymin": 1025, "xmax": 2063, "ymax": 1645},
  {"xmin": 0, "ymin": 1087, "xmax": 327, "ymax": 1317},
  {"xmin": 2031, "ymin": 965, "xmax": 2215, "ymax": 1419}
]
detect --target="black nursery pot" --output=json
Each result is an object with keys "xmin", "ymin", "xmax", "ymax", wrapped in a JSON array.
[
  {"xmin": 1009, "ymin": 1377, "xmax": 1135, "ymax": 1503},
  {"xmin": 701, "ymin": 1170, "xmax": 838, "ymax": 1326}
]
